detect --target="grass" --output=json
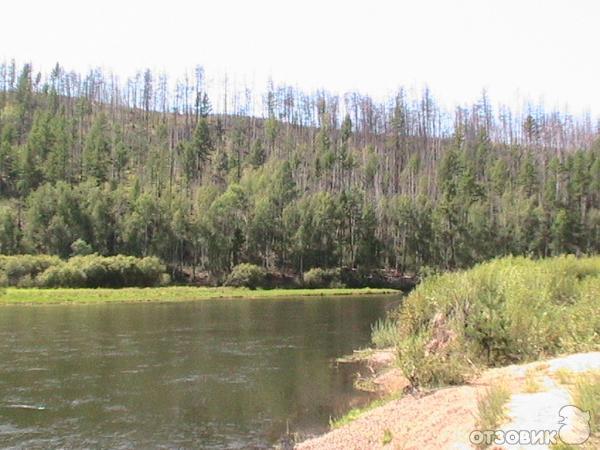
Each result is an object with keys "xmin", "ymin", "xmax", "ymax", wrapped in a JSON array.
[
  {"xmin": 571, "ymin": 371, "xmax": 600, "ymax": 435},
  {"xmin": 553, "ymin": 368, "xmax": 577, "ymax": 385},
  {"xmin": 556, "ymin": 370, "xmax": 600, "ymax": 449},
  {"xmin": 475, "ymin": 383, "xmax": 511, "ymax": 449},
  {"xmin": 382, "ymin": 428, "xmax": 393, "ymax": 445},
  {"xmin": 385, "ymin": 255, "xmax": 600, "ymax": 388},
  {"xmin": 354, "ymin": 376, "xmax": 378, "ymax": 392},
  {"xmin": 0, "ymin": 286, "xmax": 398, "ymax": 305},
  {"xmin": 523, "ymin": 369, "xmax": 545, "ymax": 393},
  {"xmin": 371, "ymin": 316, "xmax": 400, "ymax": 348},
  {"xmin": 329, "ymin": 392, "xmax": 403, "ymax": 429}
]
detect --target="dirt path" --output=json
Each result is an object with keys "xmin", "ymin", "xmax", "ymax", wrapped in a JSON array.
[{"xmin": 297, "ymin": 352, "xmax": 600, "ymax": 450}]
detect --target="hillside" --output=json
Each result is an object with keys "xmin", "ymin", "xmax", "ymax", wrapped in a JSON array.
[{"xmin": 0, "ymin": 62, "xmax": 599, "ymax": 278}]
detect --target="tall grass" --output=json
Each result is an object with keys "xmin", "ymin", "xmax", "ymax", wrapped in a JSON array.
[
  {"xmin": 475, "ymin": 383, "xmax": 511, "ymax": 449},
  {"xmin": 572, "ymin": 371, "xmax": 600, "ymax": 435},
  {"xmin": 390, "ymin": 255, "xmax": 600, "ymax": 387},
  {"xmin": 371, "ymin": 316, "xmax": 400, "ymax": 348}
]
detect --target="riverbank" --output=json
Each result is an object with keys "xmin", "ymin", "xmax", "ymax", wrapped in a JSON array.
[
  {"xmin": 299, "ymin": 351, "xmax": 600, "ymax": 449},
  {"xmin": 299, "ymin": 255, "xmax": 600, "ymax": 449},
  {"xmin": 0, "ymin": 286, "xmax": 399, "ymax": 305}
]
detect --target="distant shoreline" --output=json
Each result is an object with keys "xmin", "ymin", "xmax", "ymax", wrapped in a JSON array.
[{"xmin": 0, "ymin": 287, "xmax": 399, "ymax": 305}]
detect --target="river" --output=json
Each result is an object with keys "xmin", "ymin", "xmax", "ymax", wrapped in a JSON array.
[{"xmin": 0, "ymin": 295, "xmax": 399, "ymax": 449}]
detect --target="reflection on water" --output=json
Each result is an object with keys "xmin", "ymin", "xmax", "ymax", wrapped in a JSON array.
[{"xmin": 0, "ymin": 296, "xmax": 399, "ymax": 449}]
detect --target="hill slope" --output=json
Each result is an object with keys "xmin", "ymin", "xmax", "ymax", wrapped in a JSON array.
[{"xmin": 0, "ymin": 62, "xmax": 599, "ymax": 276}]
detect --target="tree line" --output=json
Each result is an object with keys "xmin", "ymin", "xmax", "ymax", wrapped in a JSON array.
[{"xmin": 0, "ymin": 61, "xmax": 599, "ymax": 279}]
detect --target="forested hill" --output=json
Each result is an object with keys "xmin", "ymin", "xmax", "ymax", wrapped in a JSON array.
[{"xmin": 0, "ymin": 62, "xmax": 599, "ymax": 277}]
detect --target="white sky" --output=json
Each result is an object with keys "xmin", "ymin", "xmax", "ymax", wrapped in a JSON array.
[{"xmin": 1, "ymin": 0, "xmax": 599, "ymax": 115}]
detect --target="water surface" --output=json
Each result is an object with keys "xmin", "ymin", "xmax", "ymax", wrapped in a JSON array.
[{"xmin": 0, "ymin": 296, "xmax": 398, "ymax": 449}]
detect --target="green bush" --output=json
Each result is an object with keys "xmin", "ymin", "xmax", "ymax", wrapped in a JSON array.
[
  {"xmin": 0, "ymin": 255, "xmax": 62, "ymax": 286},
  {"xmin": 0, "ymin": 254, "xmax": 167, "ymax": 288},
  {"xmin": 396, "ymin": 333, "xmax": 470, "ymax": 386},
  {"xmin": 303, "ymin": 267, "xmax": 345, "ymax": 288},
  {"xmin": 224, "ymin": 263, "xmax": 267, "ymax": 289},
  {"xmin": 70, "ymin": 239, "xmax": 93, "ymax": 256},
  {"xmin": 393, "ymin": 255, "xmax": 600, "ymax": 387},
  {"xmin": 339, "ymin": 268, "xmax": 383, "ymax": 288},
  {"xmin": 37, "ymin": 264, "xmax": 86, "ymax": 288},
  {"xmin": 37, "ymin": 254, "xmax": 167, "ymax": 288},
  {"xmin": 417, "ymin": 264, "xmax": 439, "ymax": 281}
]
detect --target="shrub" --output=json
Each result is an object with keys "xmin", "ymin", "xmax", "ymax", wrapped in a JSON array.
[
  {"xmin": 417, "ymin": 264, "xmax": 439, "ymax": 281},
  {"xmin": 37, "ymin": 263, "xmax": 86, "ymax": 287},
  {"xmin": 0, "ymin": 255, "xmax": 62, "ymax": 286},
  {"xmin": 0, "ymin": 254, "xmax": 168, "ymax": 288},
  {"xmin": 70, "ymin": 239, "xmax": 93, "ymax": 256},
  {"xmin": 392, "ymin": 255, "xmax": 600, "ymax": 387},
  {"xmin": 224, "ymin": 263, "xmax": 267, "ymax": 289},
  {"xmin": 302, "ymin": 267, "xmax": 412, "ymax": 289},
  {"xmin": 30, "ymin": 254, "xmax": 166, "ymax": 288},
  {"xmin": 303, "ymin": 267, "xmax": 344, "ymax": 288},
  {"xmin": 100, "ymin": 254, "xmax": 166, "ymax": 287},
  {"xmin": 339, "ymin": 268, "xmax": 384, "ymax": 288},
  {"xmin": 396, "ymin": 333, "xmax": 470, "ymax": 386}
]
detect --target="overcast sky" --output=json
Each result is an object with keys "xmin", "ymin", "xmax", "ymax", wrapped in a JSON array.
[{"xmin": 1, "ymin": 0, "xmax": 598, "ymax": 114}]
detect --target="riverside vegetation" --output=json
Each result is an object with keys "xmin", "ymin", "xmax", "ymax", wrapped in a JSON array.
[
  {"xmin": 372, "ymin": 255, "xmax": 600, "ymax": 387},
  {"xmin": 0, "ymin": 254, "xmax": 396, "ymax": 289},
  {"xmin": 0, "ymin": 254, "xmax": 167, "ymax": 288},
  {"xmin": 0, "ymin": 254, "xmax": 396, "ymax": 303},
  {"xmin": 0, "ymin": 286, "xmax": 395, "ymax": 304},
  {"xmin": 320, "ymin": 256, "xmax": 599, "ymax": 441},
  {"xmin": 0, "ymin": 62, "xmax": 599, "ymax": 282}
]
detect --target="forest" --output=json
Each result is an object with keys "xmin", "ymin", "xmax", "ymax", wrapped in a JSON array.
[{"xmin": 0, "ymin": 61, "xmax": 599, "ymax": 281}]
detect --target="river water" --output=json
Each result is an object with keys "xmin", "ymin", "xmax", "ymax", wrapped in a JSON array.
[{"xmin": 0, "ymin": 296, "xmax": 398, "ymax": 449}]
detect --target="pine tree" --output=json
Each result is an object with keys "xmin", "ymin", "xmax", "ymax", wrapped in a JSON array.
[
  {"xmin": 551, "ymin": 209, "xmax": 575, "ymax": 255},
  {"xmin": 186, "ymin": 118, "xmax": 213, "ymax": 182},
  {"xmin": 518, "ymin": 152, "xmax": 537, "ymax": 197},
  {"xmin": 248, "ymin": 138, "xmax": 266, "ymax": 168},
  {"xmin": 0, "ymin": 208, "xmax": 20, "ymax": 254},
  {"xmin": 82, "ymin": 113, "xmax": 111, "ymax": 182},
  {"xmin": 45, "ymin": 115, "xmax": 71, "ymax": 183}
]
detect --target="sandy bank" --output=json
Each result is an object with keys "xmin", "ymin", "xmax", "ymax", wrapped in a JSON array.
[{"xmin": 298, "ymin": 352, "xmax": 600, "ymax": 449}]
